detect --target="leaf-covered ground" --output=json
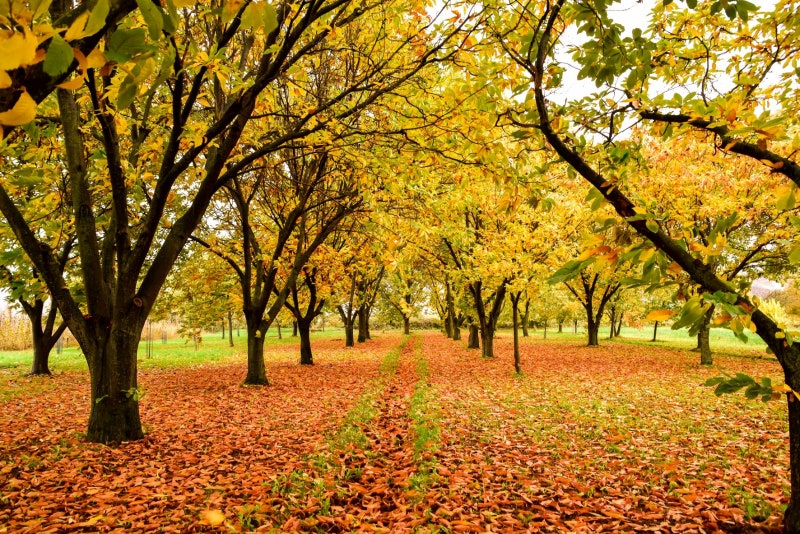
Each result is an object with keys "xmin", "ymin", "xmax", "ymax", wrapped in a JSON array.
[{"xmin": 0, "ymin": 332, "xmax": 789, "ymax": 532}]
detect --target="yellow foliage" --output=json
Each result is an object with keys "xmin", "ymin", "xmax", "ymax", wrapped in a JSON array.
[
  {"xmin": 0, "ymin": 28, "xmax": 38, "ymax": 70},
  {"xmin": 0, "ymin": 91, "xmax": 36, "ymax": 126}
]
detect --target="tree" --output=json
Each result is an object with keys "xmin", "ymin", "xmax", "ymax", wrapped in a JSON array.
[
  {"xmin": 490, "ymin": 0, "xmax": 800, "ymax": 527},
  {"xmin": 0, "ymin": 0, "xmax": 473, "ymax": 442}
]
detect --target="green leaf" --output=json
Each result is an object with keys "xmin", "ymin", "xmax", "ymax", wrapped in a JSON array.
[
  {"xmin": 645, "ymin": 219, "xmax": 659, "ymax": 233},
  {"xmin": 84, "ymin": 0, "xmax": 110, "ymax": 38},
  {"xmin": 584, "ymin": 186, "xmax": 605, "ymax": 211},
  {"xmin": 704, "ymin": 376, "xmax": 725, "ymax": 387},
  {"xmin": 106, "ymin": 28, "xmax": 149, "ymax": 63},
  {"xmin": 116, "ymin": 74, "xmax": 137, "ymax": 109},
  {"xmin": 43, "ymin": 34, "xmax": 74, "ymax": 77},
  {"xmin": 548, "ymin": 258, "xmax": 595, "ymax": 285},
  {"xmin": 31, "ymin": 0, "xmax": 53, "ymax": 19},
  {"xmin": 137, "ymin": 0, "xmax": 164, "ymax": 40},
  {"xmin": 788, "ymin": 246, "xmax": 800, "ymax": 265},
  {"xmin": 778, "ymin": 186, "xmax": 796, "ymax": 210}
]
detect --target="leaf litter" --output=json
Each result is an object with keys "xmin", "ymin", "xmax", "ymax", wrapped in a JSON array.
[{"xmin": 0, "ymin": 332, "xmax": 788, "ymax": 532}]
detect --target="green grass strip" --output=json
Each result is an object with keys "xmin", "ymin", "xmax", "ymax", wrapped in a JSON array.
[{"xmin": 408, "ymin": 334, "xmax": 442, "ymax": 497}]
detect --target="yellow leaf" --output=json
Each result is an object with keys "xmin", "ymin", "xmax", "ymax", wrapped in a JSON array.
[
  {"xmin": 0, "ymin": 28, "xmax": 40, "ymax": 70},
  {"xmin": 0, "ymin": 71, "xmax": 11, "ymax": 89},
  {"xmin": 64, "ymin": 12, "xmax": 89, "ymax": 41},
  {"xmin": 56, "ymin": 76, "xmax": 84, "ymax": 90},
  {"xmin": 200, "ymin": 509, "xmax": 226, "ymax": 526},
  {"xmin": 646, "ymin": 309, "xmax": 674, "ymax": 322},
  {"xmin": 86, "ymin": 48, "xmax": 107, "ymax": 69},
  {"xmin": 725, "ymin": 102, "xmax": 737, "ymax": 122},
  {"xmin": 0, "ymin": 91, "xmax": 37, "ymax": 126}
]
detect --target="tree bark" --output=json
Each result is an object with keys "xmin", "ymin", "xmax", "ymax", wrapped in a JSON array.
[
  {"xmin": 511, "ymin": 292, "xmax": 522, "ymax": 374},
  {"xmin": 86, "ymin": 329, "xmax": 144, "ymax": 443},
  {"xmin": 298, "ymin": 319, "xmax": 313, "ymax": 365},
  {"xmin": 587, "ymin": 315, "xmax": 599, "ymax": 347},
  {"xmin": 338, "ymin": 305, "xmax": 356, "ymax": 348},
  {"xmin": 651, "ymin": 321, "xmax": 659, "ymax": 342},
  {"xmin": 403, "ymin": 315, "xmax": 410, "ymax": 335},
  {"xmin": 607, "ymin": 306, "xmax": 617, "ymax": 340},
  {"xmin": 357, "ymin": 305, "xmax": 368, "ymax": 343},
  {"xmin": 244, "ymin": 315, "xmax": 269, "ymax": 385},
  {"xmin": 228, "ymin": 310, "xmax": 234, "ymax": 347},
  {"xmin": 467, "ymin": 323, "xmax": 480, "ymax": 349},
  {"xmin": 696, "ymin": 305, "xmax": 714, "ymax": 365},
  {"xmin": 30, "ymin": 326, "xmax": 52, "ymax": 376},
  {"xmin": 221, "ymin": 319, "xmax": 225, "ymax": 339},
  {"xmin": 23, "ymin": 300, "xmax": 67, "ymax": 376},
  {"xmin": 292, "ymin": 320, "xmax": 298, "ymax": 337},
  {"xmin": 522, "ymin": 299, "xmax": 530, "ymax": 337}
]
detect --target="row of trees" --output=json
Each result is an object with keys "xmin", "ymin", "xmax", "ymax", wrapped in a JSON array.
[{"xmin": 3, "ymin": 0, "xmax": 800, "ymax": 529}]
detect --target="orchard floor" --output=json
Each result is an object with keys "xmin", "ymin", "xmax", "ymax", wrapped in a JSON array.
[{"xmin": 0, "ymin": 331, "xmax": 790, "ymax": 533}]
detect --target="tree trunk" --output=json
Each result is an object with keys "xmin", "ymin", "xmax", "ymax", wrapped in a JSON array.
[
  {"xmin": 785, "ymin": 394, "xmax": 800, "ymax": 531},
  {"xmin": 543, "ymin": 320, "xmax": 547, "ymax": 340},
  {"xmin": 573, "ymin": 319, "xmax": 577, "ymax": 334},
  {"xmin": 615, "ymin": 314, "xmax": 623, "ymax": 337},
  {"xmin": 244, "ymin": 318, "xmax": 269, "ymax": 385},
  {"xmin": 512, "ymin": 293, "xmax": 521, "ymax": 374},
  {"xmin": 607, "ymin": 306, "xmax": 617, "ymax": 340},
  {"xmin": 344, "ymin": 322, "xmax": 355, "ymax": 347},
  {"xmin": 357, "ymin": 305, "xmax": 368, "ymax": 343},
  {"xmin": 30, "ymin": 327, "xmax": 52, "ymax": 376},
  {"xmin": 521, "ymin": 300, "xmax": 530, "ymax": 337},
  {"xmin": 298, "ymin": 320, "xmax": 313, "ymax": 365},
  {"xmin": 452, "ymin": 317, "xmax": 461, "ymax": 341},
  {"xmin": 292, "ymin": 320, "xmax": 298, "ymax": 337},
  {"xmin": 444, "ymin": 315, "xmax": 453, "ymax": 338},
  {"xmin": 228, "ymin": 311, "xmax": 234, "ymax": 347},
  {"xmin": 651, "ymin": 321, "xmax": 659, "ymax": 342},
  {"xmin": 694, "ymin": 305, "xmax": 714, "ymax": 365},
  {"xmin": 558, "ymin": 320, "xmax": 563, "ymax": 333},
  {"xmin": 365, "ymin": 307, "xmax": 372, "ymax": 340},
  {"xmin": 587, "ymin": 315, "xmax": 600, "ymax": 347},
  {"xmin": 221, "ymin": 319, "xmax": 225, "ymax": 339},
  {"xmin": 403, "ymin": 316, "xmax": 410, "ymax": 335},
  {"xmin": 86, "ymin": 331, "xmax": 144, "ymax": 443},
  {"xmin": 482, "ymin": 332, "xmax": 495, "ymax": 359},
  {"xmin": 467, "ymin": 323, "xmax": 479, "ymax": 349},
  {"xmin": 277, "ymin": 321, "xmax": 282, "ymax": 340}
]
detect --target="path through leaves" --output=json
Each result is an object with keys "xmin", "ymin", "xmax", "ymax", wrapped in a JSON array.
[{"xmin": 0, "ymin": 332, "xmax": 789, "ymax": 532}]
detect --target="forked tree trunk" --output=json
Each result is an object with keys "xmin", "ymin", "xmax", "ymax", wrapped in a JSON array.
[{"xmin": 23, "ymin": 299, "xmax": 67, "ymax": 376}]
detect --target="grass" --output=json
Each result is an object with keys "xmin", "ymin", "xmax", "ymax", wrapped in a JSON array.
[
  {"xmin": 0, "ymin": 328, "xmax": 351, "ymax": 372},
  {"xmin": 497, "ymin": 323, "xmax": 770, "ymax": 358}
]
